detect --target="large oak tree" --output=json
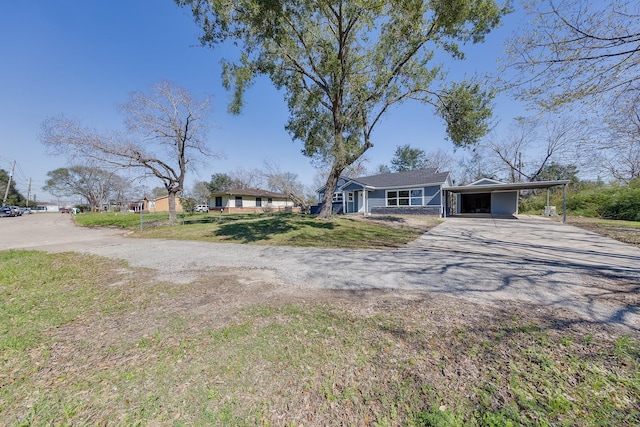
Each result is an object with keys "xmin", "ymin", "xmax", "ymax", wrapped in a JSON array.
[{"xmin": 178, "ymin": 0, "xmax": 508, "ymax": 218}]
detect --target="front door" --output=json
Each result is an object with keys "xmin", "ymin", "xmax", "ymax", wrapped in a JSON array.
[{"xmin": 346, "ymin": 192, "xmax": 355, "ymax": 213}]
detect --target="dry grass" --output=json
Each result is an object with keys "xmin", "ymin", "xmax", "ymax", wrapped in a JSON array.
[
  {"xmin": 1, "ymin": 251, "xmax": 638, "ymax": 426},
  {"xmin": 564, "ymin": 216, "xmax": 640, "ymax": 248}
]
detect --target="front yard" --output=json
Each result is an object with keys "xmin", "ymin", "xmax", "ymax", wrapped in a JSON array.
[
  {"xmin": 74, "ymin": 212, "xmax": 440, "ymax": 249},
  {"xmin": 1, "ymin": 250, "xmax": 638, "ymax": 425}
]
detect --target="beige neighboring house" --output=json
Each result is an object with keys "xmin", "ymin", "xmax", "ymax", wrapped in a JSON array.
[
  {"xmin": 209, "ymin": 188, "xmax": 297, "ymax": 213},
  {"xmin": 145, "ymin": 195, "xmax": 184, "ymax": 213}
]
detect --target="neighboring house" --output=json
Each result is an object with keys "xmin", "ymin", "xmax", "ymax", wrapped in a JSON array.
[
  {"xmin": 209, "ymin": 188, "xmax": 296, "ymax": 213},
  {"xmin": 146, "ymin": 195, "xmax": 184, "ymax": 213},
  {"xmin": 316, "ymin": 169, "xmax": 452, "ymax": 215},
  {"xmin": 32, "ymin": 202, "xmax": 61, "ymax": 212},
  {"xmin": 442, "ymin": 177, "xmax": 570, "ymax": 218}
]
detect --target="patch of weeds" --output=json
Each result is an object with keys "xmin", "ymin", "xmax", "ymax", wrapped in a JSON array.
[{"xmin": 411, "ymin": 405, "xmax": 464, "ymax": 427}]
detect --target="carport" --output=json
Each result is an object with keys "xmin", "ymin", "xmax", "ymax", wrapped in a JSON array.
[{"xmin": 442, "ymin": 179, "xmax": 570, "ymax": 222}]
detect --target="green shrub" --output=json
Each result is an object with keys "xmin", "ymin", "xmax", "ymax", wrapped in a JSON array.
[{"xmin": 597, "ymin": 179, "xmax": 640, "ymax": 221}]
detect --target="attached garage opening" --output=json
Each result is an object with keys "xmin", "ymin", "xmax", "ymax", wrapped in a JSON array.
[
  {"xmin": 442, "ymin": 179, "xmax": 571, "ymax": 223},
  {"xmin": 461, "ymin": 193, "xmax": 491, "ymax": 213}
]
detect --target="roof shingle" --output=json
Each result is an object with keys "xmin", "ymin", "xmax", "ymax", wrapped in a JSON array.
[{"xmin": 348, "ymin": 169, "xmax": 450, "ymax": 188}]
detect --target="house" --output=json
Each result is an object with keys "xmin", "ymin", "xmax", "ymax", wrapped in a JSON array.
[
  {"xmin": 442, "ymin": 177, "xmax": 570, "ymax": 219},
  {"xmin": 316, "ymin": 169, "xmax": 452, "ymax": 215},
  {"xmin": 145, "ymin": 195, "xmax": 184, "ymax": 213},
  {"xmin": 209, "ymin": 188, "xmax": 296, "ymax": 213}
]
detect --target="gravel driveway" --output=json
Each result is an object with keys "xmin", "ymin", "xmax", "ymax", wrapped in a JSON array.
[{"xmin": 3, "ymin": 213, "xmax": 639, "ymax": 331}]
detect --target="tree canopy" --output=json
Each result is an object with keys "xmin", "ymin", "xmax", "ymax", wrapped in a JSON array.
[
  {"xmin": 0, "ymin": 169, "xmax": 25, "ymax": 206},
  {"xmin": 178, "ymin": 0, "xmax": 508, "ymax": 218},
  {"xmin": 390, "ymin": 144, "xmax": 428, "ymax": 172},
  {"xmin": 43, "ymin": 166, "xmax": 128, "ymax": 211}
]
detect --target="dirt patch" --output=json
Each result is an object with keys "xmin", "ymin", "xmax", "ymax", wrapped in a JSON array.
[{"xmin": 354, "ymin": 213, "xmax": 442, "ymax": 233}]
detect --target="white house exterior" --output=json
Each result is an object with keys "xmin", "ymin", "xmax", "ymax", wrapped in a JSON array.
[{"xmin": 209, "ymin": 188, "xmax": 296, "ymax": 213}]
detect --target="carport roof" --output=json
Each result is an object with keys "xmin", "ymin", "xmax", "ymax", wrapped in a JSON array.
[{"xmin": 442, "ymin": 179, "xmax": 570, "ymax": 194}]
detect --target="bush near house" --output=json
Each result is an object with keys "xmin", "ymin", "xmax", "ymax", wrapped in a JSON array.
[{"xmin": 520, "ymin": 179, "xmax": 640, "ymax": 221}]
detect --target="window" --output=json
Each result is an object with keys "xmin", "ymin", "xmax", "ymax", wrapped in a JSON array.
[
  {"xmin": 347, "ymin": 192, "xmax": 354, "ymax": 202},
  {"xmin": 256, "ymin": 197, "xmax": 262, "ymax": 207},
  {"xmin": 387, "ymin": 189, "xmax": 423, "ymax": 206},
  {"xmin": 214, "ymin": 196, "xmax": 222, "ymax": 207},
  {"xmin": 235, "ymin": 196, "xmax": 242, "ymax": 208},
  {"xmin": 332, "ymin": 192, "xmax": 343, "ymax": 202},
  {"xmin": 268, "ymin": 198, "xmax": 272, "ymax": 204}
]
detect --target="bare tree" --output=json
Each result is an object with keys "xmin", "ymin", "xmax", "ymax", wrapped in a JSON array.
[
  {"xmin": 228, "ymin": 167, "xmax": 265, "ymax": 189},
  {"xmin": 602, "ymin": 93, "xmax": 640, "ymax": 182},
  {"xmin": 422, "ymin": 149, "xmax": 456, "ymax": 173},
  {"xmin": 41, "ymin": 81, "xmax": 215, "ymax": 223},
  {"xmin": 504, "ymin": 0, "xmax": 640, "ymax": 110},
  {"xmin": 485, "ymin": 115, "xmax": 586, "ymax": 182},
  {"xmin": 262, "ymin": 160, "xmax": 309, "ymax": 212},
  {"xmin": 191, "ymin": 181, "xmax": 212, "ymax": 204}
]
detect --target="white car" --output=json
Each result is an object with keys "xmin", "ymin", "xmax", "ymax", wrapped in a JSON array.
[{"xmin": 195, "ymin": 204, "xmax": 209, "ymax": 212}]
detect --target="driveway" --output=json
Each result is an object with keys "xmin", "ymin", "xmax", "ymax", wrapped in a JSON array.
[{"xmin": 2, "ymin": 213, "xmax": 639, "ymax": 331}]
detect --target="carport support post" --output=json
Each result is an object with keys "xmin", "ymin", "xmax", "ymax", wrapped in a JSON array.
[
  {"xmin": 546, "ymin": 189, "xmax": 550, "ymax": 213},
  {"xmin": 563, "ymin": 184, "xmax": 567, "ymax": 224}
]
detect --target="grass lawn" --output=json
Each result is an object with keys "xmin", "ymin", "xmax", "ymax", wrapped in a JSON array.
[
  {"xmin": 74, "ymin": 212, "xmax": 438, "ymax": 249},
  {"xmin": 1, "ymin": 250, "xmax": 638, "ymax": 425},
  {"xmin": 565, "ymin": 216, "xmax": 640, "ymax": 248}
]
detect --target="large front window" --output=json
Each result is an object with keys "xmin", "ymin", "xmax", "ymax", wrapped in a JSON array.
[
  {"xmin": 333, "ymin": 192, "xmax": 343, "ymax": 202},
  {"xmin": 387, "ymin": 189, "xmax": 423, "ymax": 206}
]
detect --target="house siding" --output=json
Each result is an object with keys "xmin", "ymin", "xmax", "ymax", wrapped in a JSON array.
[
  {"xmin": 372, "ymin": 206, "xmax": 441, "ymax": 215},
  {"xmin": 209, "ymin": 196, "xmax": 294, "ymax": 213},
  {"xmin": 424, "ymin": 185, "xmax": 441, "ymax": 206},
  {"xmin": 150, "ymin": 196, "xmax": 184, "ymax": 212},
  {"xmin": 342, "ymin": 182, "xmax": 363, "ymax": 191},
  {"xmin": 314, "ymin": 171, "xmax": 451, "ymax": 215},
  {"xmin": 491, "ymin": 191, "xmax": 518, "ymax": 215}
]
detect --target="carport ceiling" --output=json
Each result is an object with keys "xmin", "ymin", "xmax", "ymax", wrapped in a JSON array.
[{"xmin": 442, "ymin": 179, "xmax": 570, "ymax": 194}]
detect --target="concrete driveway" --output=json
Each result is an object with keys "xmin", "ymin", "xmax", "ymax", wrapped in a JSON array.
[{"xmin": 2, "ymin": 213, "xmax": 639, "ymax": 331}]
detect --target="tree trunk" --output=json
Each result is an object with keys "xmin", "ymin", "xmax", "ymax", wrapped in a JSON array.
[
  {"xmin": 316, "ymin": 167, "xmax": 342, "ymax": 219},
  {"xmin": 168, "ymin": 190, "xmax": 178, "ymax": 224}
]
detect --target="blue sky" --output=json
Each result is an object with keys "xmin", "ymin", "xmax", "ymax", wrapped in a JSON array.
[{"xmin": 0, "ymin": 0, "xmax": 527, "ymax": 204}]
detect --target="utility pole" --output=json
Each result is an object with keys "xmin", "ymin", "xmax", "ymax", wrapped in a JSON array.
[
  {"xmin": 2, "ymin": 160, "xmax": 15, "ymax": 205},
  {"xmin": 26, "ymin": 177, "xmax": 31, "ymax": 207}
]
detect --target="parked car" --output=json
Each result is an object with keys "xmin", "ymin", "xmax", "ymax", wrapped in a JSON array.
[
  {"xmin": 60, "ymin": 208, "xmax": 70, "ymax": 213},
  {"xmin": 0, "ymin": 206, "xmax": 13, "ymax": 217},
  {"xmin": 20, "ymin": 208, "xmax": 31, "ymax": 214},
  {"xmin": 195, "ymin": 204, "xmax": 210, "ymax": 212},
  {"xmin": 9, "ymin": 206, "xmax": 22, "ymax": 216}
]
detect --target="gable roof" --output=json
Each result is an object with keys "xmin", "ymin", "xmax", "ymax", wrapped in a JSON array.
[
  {"xmin": 210, "ymin": 188, "xmax": 289, "ymax": 198},
  {"xmin": 469, "ymin": 178, "xmax": 504, "ymax": 186},
  {"xmin": 347, "ymin": 169, "xmax": 451, "ymax": 189}
]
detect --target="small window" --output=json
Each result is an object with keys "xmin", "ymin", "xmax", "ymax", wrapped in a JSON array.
[
  {"xmin": 215, "ymin": 196, "xmax": 222, "ymax": 207},
  {"xmin": 235, "ymin": 196, "xmax": 242, "ymax": 208},
  {"xmin": 268, "ymin": 198, "xmax": 273, "ymax": 204},
  {"xmin": 348, "ymin": 192, "xmax": 354, "ymax": 202},
  {"xmin": 333, "ymin": 192, "xmax": 343, "ymax": 202},
  {"xmin": 256, "ymin": 197, "xmax": 262, "ymax": 207}
]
